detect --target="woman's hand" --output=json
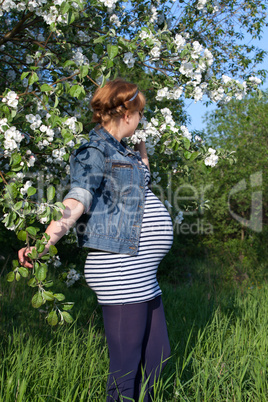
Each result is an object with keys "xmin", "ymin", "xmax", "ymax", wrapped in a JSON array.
[
  {"xmin": 134, "ymin": 141, "xmax": 150, "ymax": 170},
  {"xmin": 18, "ymin": 247, "xmax": 35, "ymax": 269},
  {"xmin": 17, "ymin": 199, "xmax": 84, "ymax": 269}
]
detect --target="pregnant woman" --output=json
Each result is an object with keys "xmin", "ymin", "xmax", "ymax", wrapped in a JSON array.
[{"xmin": 18, "ymin": 78, "xmax": 173, "ymax": 401}]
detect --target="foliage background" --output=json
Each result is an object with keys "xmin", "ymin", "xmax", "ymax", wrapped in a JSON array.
[{"xmin": 0, "ymin": 0, "xmax": 267, "ymax": 323}]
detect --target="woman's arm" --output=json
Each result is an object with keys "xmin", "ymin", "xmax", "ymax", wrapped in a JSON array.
[
  {"xmin": 18, "ymin": 198, "xmax": 84, "ymax": 268},
  {"xmin": 134, "ymin": 141, "xmax": 150, "ymax": 170}
]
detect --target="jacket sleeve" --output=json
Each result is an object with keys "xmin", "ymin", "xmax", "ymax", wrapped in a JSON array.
[{"xmin": 64, "ymin": 145, "xmax": 105, "ymax": 213}]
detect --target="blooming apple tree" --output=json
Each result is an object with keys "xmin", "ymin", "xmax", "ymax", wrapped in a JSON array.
[{"xmin": 0, "ymin": 0, "xmax": 266, "ymax": 324}]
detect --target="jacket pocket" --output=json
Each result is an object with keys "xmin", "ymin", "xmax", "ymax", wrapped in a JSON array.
[{"xmin": 110, "ymin": 161, "xmax": 133, "ymax": 196}]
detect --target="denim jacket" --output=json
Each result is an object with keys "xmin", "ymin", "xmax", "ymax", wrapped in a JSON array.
[{"xmin": 64, "ymin": 125, "xmax": 147, "ymax": 255}]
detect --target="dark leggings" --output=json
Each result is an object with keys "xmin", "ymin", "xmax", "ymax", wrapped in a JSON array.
[{"xmin": 102, "ymin": 296, "xmax": 170, "ymax": 402}]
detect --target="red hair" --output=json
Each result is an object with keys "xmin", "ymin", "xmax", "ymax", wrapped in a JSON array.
[{"xmin": 91, "ymin": 78, "xmax": 146, "ymax": 124}]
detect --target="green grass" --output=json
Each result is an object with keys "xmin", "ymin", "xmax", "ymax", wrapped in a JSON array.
[{"xmin": 0, "ymin": 268, "xmax": 267, "ymax": 401}]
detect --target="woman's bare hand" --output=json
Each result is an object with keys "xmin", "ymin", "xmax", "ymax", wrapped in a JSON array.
[{"xmin": 18, "ymin": 247, "xmax": 36, "ymax": 269}]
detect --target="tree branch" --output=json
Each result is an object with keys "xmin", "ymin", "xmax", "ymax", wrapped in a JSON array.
[{"xmin": 0, "ymin": 12, "xmax": 34, "ymax": 46}]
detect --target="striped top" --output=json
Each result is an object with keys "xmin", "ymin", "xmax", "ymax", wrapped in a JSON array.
[{"xmin": 84, "ymin": 165, "xmax": 173, "ymax": 305}]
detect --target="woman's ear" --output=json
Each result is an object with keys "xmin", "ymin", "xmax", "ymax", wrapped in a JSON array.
[{"xmin": 124, "ymin": 112, "xmax": 130, "ymax": 124}]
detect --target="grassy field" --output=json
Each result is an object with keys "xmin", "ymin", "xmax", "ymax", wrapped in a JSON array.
[{"xmin": 0, "ymin": 269, "xmax": 267, "ymax": 401}]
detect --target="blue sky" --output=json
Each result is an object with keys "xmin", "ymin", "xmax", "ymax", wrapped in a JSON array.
[{"xmin": 185, "ymin": 35, "xmax": 268, "ymax": 132}]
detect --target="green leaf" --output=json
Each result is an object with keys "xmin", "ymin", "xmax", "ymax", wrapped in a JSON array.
[
  {"xmin": 107, "ymin": 44, "xmax": 119, "ymax": 60},
  {"xmin": 18, "ymin": 267, "xmax": 29, "ymax": 278},
  {"xmin": 54, "ymin": 95, "xmax": 59, "ymax": 108},
  {"xmin": 5, "ymin": 183, "xmax": 18, "ymax": 200},
  {"xmin": 21, "ymin": 71, "xmax": 30, "ymax": 80},
  {"xmin": 47, "ymin": 185, "xmax": 55, "ymax": 201},
  {"xmin": 47, "ymin": 310, "xmax": 58, "ymax": 326},
  {"xmin": 62, "ymin": 302, "xmax": 74, "ymax": 311},
  {"xmin": 15, "ymin": 272, "xmax": 21, "ymax": 281},
  {"xmin": 63, "ymin": 60, "xmax": 77, "ymax": 68},
  {"xmin": 94, "ymin": 44, "xmax": 104, "ymax": 56},
  {"xmin": 32, "ymin": 291, "xmax": 43, "ymax": 308},
  {"xmin": 26, "ymin": 226, "xmax": 37, "ymax": 236},
  {"xmin": 35, "ymin": 264, "xmax": 47, "ymax": 282},
  {"xmin": 29, "ymin": 248, "xmax": 38, "ymax": 259},
  {"xmin": 27, "ymin": 187, "xmax": 36, "ymax": 197},
  {"xmin": 69, "ymin": 85, "xmax": 82, "ymax": 98},
  {"xmin": 49, "ymin": 245, "xmax": 58, "ymax": 256},
  {"xmin": 44, "ymin": 280, "xmax": 54, "ymax": 288},
  {"xmin": 54, "ymin": 202, "xmax": 65, "ymax": 210},
  {"xmin": 183, "ymin": 137, "xmax": 191, "ymax": 150},
  {"xmin": 61, "ymin": 311, "xmax": 73, "ymax": 323},
  {"xmin": 94, "ymin": 36, "xmax": 106, "ymax": 44},
  {"xmin": 79, "ymin": 65, "xmax": 89, "ymax": 78},
  {"xmin": 36, "ymin": 243, "xmax": 45, "ymax": 254},
  {"xmin": 67, "ymin": 10, "xmax": 76, "ymax": 25},
  {"xmin": 28, "ymin": 72, "xmax": 39, "ymax": 86},
  {"xmin": 189, "ymin": 151, "xmax": 199, "ymax": 161},
  {"xmin": 54, "ymin": 293, "xmax": 65, "ymax": 301},
  {"xmin": 17, "ymin": 230, "xmax": 27, "ymax": 241},
  {"xmin": 52, "ymin": 209, "xmax": 62, "ymax": 221},
  {"xmin": 14, "ymin": 201, "xmax": 23, "ymax": 211},
  {"xmin": 40, "ymin": 255, "xmax": 50, "ymax": 261},
  {"xmin": 40, "ymin": 84, "xmax": 53, "ymax": 92},
  {"xmin": 43, "ymin": 290, "xmax": 55, "ymax": 301},
  {"xmin": 61, "ymin": 1, "xmax": 71, "ymax": 14},
  {"xmin": 12, "ymin": 259, "xmax": 19, "ymax": 268},
  {"xmin": 184, "ymin": 151, "xmax": 191, "ymax": 160},
  {"xmin": 11, "ymin": 153, "xmax": 21, "ymax": 166},
  {"xmin": 6, "ymin": 271, "xmax": 15, "ymax": 282},
  {"xmin": 28, "ymin": 277, "xmax": 37, "ymax": 287}
]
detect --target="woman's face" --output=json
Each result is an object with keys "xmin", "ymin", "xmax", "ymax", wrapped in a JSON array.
[{"xmin": 123, "ymin": 110, "xmax": 142, "ymax": 138}]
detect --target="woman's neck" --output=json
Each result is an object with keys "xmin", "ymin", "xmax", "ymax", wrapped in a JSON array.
[{"xmin": 102, "ymin": 118, "xmax": 126, "ymax": 142}]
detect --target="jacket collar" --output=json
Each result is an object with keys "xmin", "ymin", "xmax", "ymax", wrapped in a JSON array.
[{"xmin": 93, "ymin": 125, "xmax": 138, "ymax": 158}]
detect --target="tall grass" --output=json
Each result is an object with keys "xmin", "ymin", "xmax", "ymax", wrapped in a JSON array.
[{"xmin": 1, "ymin": 271, "xmax": 267, "ymax": 401}]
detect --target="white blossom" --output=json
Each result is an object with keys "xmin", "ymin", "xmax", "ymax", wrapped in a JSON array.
[
  {"xmin": 205, "ymin": 148, "xmax": 218, "ymax": 167},
  {"xmin": 2, "ymin": 90, "xmax": 19, "ymax": 108},
  {"xmin": 180, "ymin": 125, "xmax": 192, "ymax": 141},
  {"xmin": 64, "ymin": 116, "xmax": 77, "ymax": 132},
  {"xmin": 20, "ymin": 180, "xmax": 33, "ymax": 196},
  {"xmin": 152, "ymin": 171, "xmax": 161, "ymax": 184},
  {"xmin": 139, "ymin": 30, "xmax": 153, "ymax": 40},
  {"xmin": 248, "ymin": 76, "xmax": 262, "ymax": 85},
  {"xmin": 179, "ymin": 61, "xmax": 194, "ymax": 78},
  {"xmin": 197, "ymin": 0, "xmax": 207, "ymax": 10},
  {"xmin": 0, "ymin": 118, "xmax": 8, "ymax": 132},
  {"xmin": 165, "ymin": 200, "xmax": 173, "ymax": 209},
  {"xmin": 123, "ymin": 52, "xmax": 135, "ymax": 68},
  {"xmin": 98, "ymin": 0, "xmax": 118, "ymax": 10},
  {"xmin": 27, "ymin": 155, "xmax": 36, "ymax": 167},
  {"xmin": 175, "ymin": 211, "xmax": 184, "ymax": 224},
  {"xmin": 192, "ymin": 41, "xmax": 203, "ymax": 59},
  {"xmin": 110, "ymin": 14, "xmax": 121, "ymax": 27},
  {"xmin": 3, "ymin": 126, "xmax": 23, "ymax": 151},
  {"xmin": 72, "ymin": 47, "xmax": 89, "ymax": 66},
  {"xmin": 174, "ymin": 34, "xmax": 186, "ymax": 51},
  {"xmin": 150, "ymin": 46, "xmax": 161, "ymax": 60},
  {"xmin": 149, "ymin": 6, "xmax": 158, "ymax": 23},
  {"xmin": 131, "ymin": 130, "xmax": 146, "ymax": 144},
  {"xmin": 193, "ymin": 86, "xmax": 204, "ymax": 102},
  {"xmin": 26, "ymin": 114, "xmax": 42, "ymax": 130},
  {"xmin": 222, "ymin": 74, "xmax": 232, "ymax": 84},
  {"xmin": 156, "ymin": 87, "xmax": 169, "ymax": 101},
  {"xmin": 204, "ymin": 49, "xmax": 214, "ymax": 66},
  {"xmin": 77, "ymin": 30, "xmax": 91, "ymax": 41},
  {"xmin": 66, "ymin": 268, "xmax": 81, "ymax": 287},
  {"xmin": 173, "ymin": 86, "xmax": 183, "ymax": 99},
  {"xmin": 209, "ymin": 87, "xmax": 225, "ymax": 102},
  {"xmin": 7, "ymin": 70, "xmax": 16, "ymax": 81}
]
